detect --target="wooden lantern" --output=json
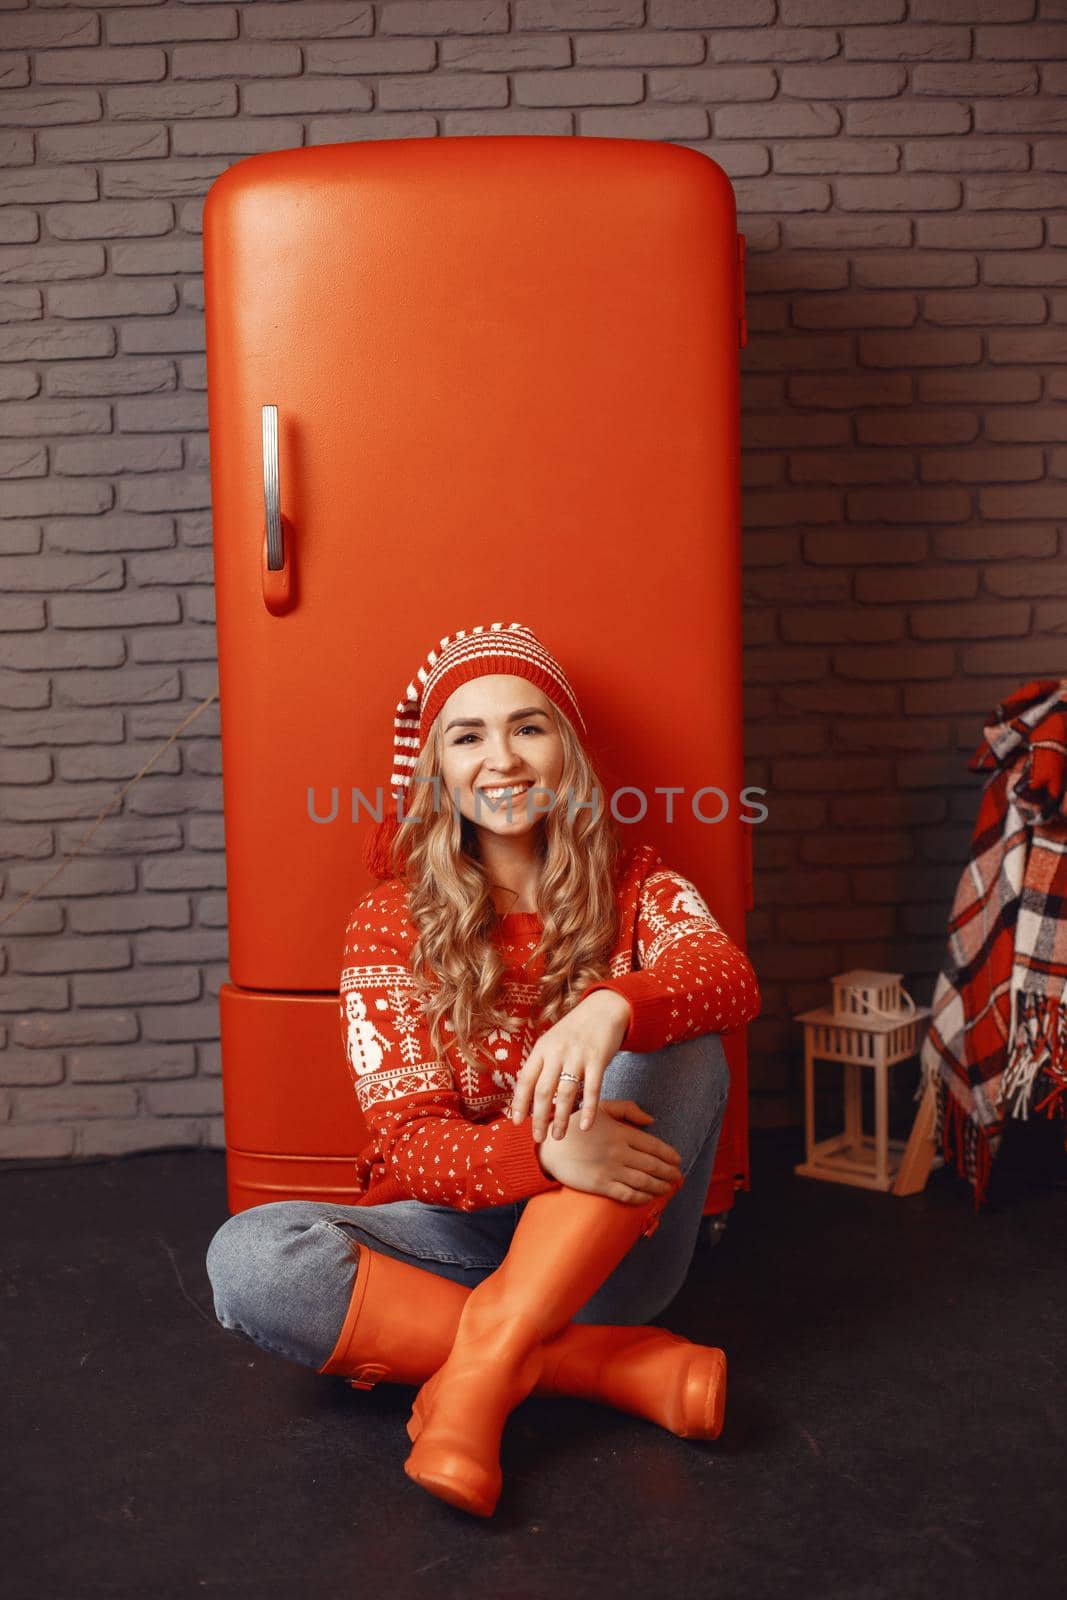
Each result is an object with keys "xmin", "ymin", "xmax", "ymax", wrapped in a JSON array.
[{"xmin": 793, "ymin": 970, "xmax": 932, "ymax": 1192}]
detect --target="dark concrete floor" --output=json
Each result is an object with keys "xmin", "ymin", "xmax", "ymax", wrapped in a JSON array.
[{"xmin": 3, "ymin": 1119, "xmax": 1066, "ymax": 1600}]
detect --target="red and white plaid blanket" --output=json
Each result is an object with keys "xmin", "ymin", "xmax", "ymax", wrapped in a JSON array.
[{"xmin": 920, "ymin": 677, "xmax": 1067, "ymax": 1210}]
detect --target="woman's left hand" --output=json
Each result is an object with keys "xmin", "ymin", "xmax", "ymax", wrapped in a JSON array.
[{"xmin": 509, "ymin": 989, "xmax": 633, "ymax": 1142}]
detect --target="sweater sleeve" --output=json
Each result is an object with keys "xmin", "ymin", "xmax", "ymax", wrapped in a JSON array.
[
  {"xmin": 339, "ymin": 896, "xmax": 562, "ymax": 1211},
  {"xmin": 581, "ymin": 854, "xmax": 761, "ymax": 1053}
]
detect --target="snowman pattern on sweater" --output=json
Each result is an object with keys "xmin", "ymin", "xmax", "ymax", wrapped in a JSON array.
[{"xmin": 337, "ymin": 840, "xmax": 760, "ymax": 1211}]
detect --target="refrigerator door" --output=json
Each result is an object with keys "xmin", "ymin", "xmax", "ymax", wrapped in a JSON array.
[{"xmin": 204, "ymin": 136, "xmax": 753, "ymax": 1213}]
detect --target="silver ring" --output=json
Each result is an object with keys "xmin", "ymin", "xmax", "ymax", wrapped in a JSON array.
[{"xmin": 558, "ymin": 1072, "xmax": 583, "ymax": 1084}]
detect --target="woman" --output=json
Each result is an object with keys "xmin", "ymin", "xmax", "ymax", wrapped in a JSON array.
[{"xmin": 206, "ymin": 621, "xmax": 761, "ymax": 1518}]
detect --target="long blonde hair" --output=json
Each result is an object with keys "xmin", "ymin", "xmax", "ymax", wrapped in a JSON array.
[{"xmin": 384, "ymin": 705, "xmax": 625, "ymax": 1075}]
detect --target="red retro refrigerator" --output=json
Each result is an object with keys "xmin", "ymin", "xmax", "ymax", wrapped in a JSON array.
[{"xmin": 203, "ymin": 135, "xmax": 754, "ymax": 1232}]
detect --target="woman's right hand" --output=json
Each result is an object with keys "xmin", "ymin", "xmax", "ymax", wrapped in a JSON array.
[{"xmin": 533, "ymin": 1098, "xmax": 683, "ymax": 1204}]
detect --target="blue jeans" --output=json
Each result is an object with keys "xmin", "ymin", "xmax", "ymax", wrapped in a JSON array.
[{"xmin": 205, "ymin": 1033, "xmax": 730, "ymax": 1371}]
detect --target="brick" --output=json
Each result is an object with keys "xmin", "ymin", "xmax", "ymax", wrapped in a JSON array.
[
  {"xmin": 792, "ymin": 448, "xmax": 917, "ymax": 483},
  {"xmin": 118, "ymin": 470, "xmax": 211, "ymax": 511},
  {"xmin": 779, "ymin": 906, "xmax": 897, "ymax": 941},
  {"xmin": 911, "ymin": 602, "xmax": 1031, "ymax": 640},
  {"xmin": 831, "ymin": 792, "xmax": 948, "ymax": 830},
  {"xmin": 934, "ymin": 526, "xmax": 1057, "ymax": 562},
  {"xmin": 857, "ymin": 252, "xmax": 979, "ymax": 291},
  {"xmin": 774, "ymin": 140, "xmax": 900, "ymax": 178},
  {"xmin": 171, "ymin": 118, "xmax": 303, "ymax": 156},
  {"xmin": 908, "ymin": 675, "xmax": 1023, "ymax": 713},
  {"xmin": 918, "ymin": 214, "xmax": 1044, "ymax": 250},
  {"xmin": 579, "ymin": 106, "xmax": 710, "ymax": 138},
  {"xmin": 856, "ymin": 411, "xmax": 977, "ymax": 447},
  {"xmin": 118, "ymin": 318, "xmax": 206, "ymax": 355},
  {"xmin": 846, "ymin": 102, "xmax": 969, "ymax": 137},
  {"xmin": 0, "ymin": 1124, "xmax": 75, "ymax": 1158},
  {"xmin": 0, "ymin": 478, "xmax": 113, "ymax": 517},
  {"xmin": 48, "ymin": 280, "xmax": 177, "ymax": 319},
  {"xmin": 744, "ymin": 570, "xmax": 850, "ymax": 606},
  {"xmin": 794, "ymin": 291, "xmax": 920, "ymax": 330},
  {"xmin": 46, "ymin": 200, "xmax": 173, "ymax": 239},
  {"xmin": 58, "ymin": 743, "xmax": 180, "ymax": 781},
  {"xmin": 108, "ymin": 82, "xmax": 238, "ymax": 120},
  {"xmin": 0, "ymin": 323, "xmax": 115, "ymax": 362},
  {"xmin": 1, "ymin": 13, "xmax": 100, "ymax": 50},
  {"xmin": 718, "ymin": 101, "xmax": 838, "ymax": 138},
  {"xmin": 74, "ymin": 966, "xmax": 201, "ymax": 1006},
  {"xmin": 69, "ymin": 895, "xmax": 191, "ymax": 935},
  {"xmin": 142, "ymin": 1078, "xmax": 222, "ymax": 1116},
  {"xmin": 831, "ymin": 723, "xmax": 953, "ymax": 752},
  {"xmin": 916, "ymin": 823, "xmax": 975, "ymax": 864},
  {"xmin": 68, "ymin": 1045, "xmax": 195, "ymax": 1084},
  {"xmin": 801, "ymin": 830, "xmax": 915, "ymax": 866},
  {"xmin": 780, "ymin": 607, "xmax": 905, "ymax": 644},
  {"xmin": 383, "ymin": 0, "xmax": 509, "ymax": 32},
  {"xmin": 140, "ymin": 1001, "xmax": 221, "ymax": 1042},
  {"xmin": 920, "ymin": 369, "xmax": 1040, "ymax": 404},
  {"xmin": 245, "ymin": 3, "xmax": 373, "ymax": 40},
  {"xmin": 976, "ymin": 23, "xmax": 1067, "ymax": 59},
  {"xmin": 379, "ymin": 70, "xmax": 509, "ymax": 108},
  {"xmin": 748, "ymin": 720, "xmax": 829, "ymax": 757},
  {"xmin": 855, "ymin": 567, "xmax": 977, "ymax": 603},
  {"xmin": 912, "ymin": 62, "xmax": 1036, "ymax": 96},
  {"xmin": 38, "ymin": 125, "xmax": 169, "ymax": 163},
  {"xmin": 35, "ymin": 48, "xmax": 168, "ymax": 86},
  {"xmin": 43, "ymin": 513, "xmax": 175, "ymax": 551},
  {"xmin": 76, "ymin": 1116, "xmax": 203, "ymax": 1156},
  {"xmin": 0, "ymin": 210, "xmax": 39, "ymax": 245},
  {"xmin": 0, "ymin": 243, "xmax": 106, "ymax": 283},
  {"xmin": 0, "ymin": 167, "xmax": 99, "ymax": 208},
  {"xmin": 967, "ymin": 176, "xmax": 1067, "ymax": 213},
  {"xmin": 244, "ymin": 78, "xmax": 375, "ymax": 114},
  {"xmin": 834, "ymin": 643, "xmax": 956, "ymax": 679},
  {"xmin": 14, "ymin": 1083, "xmax": 140, "ymax": 1120},
  {"xmin": 0, "ymin": 1052, "xmax": 64, "ymax": 1087},
  {"xmin": 107, "ymin": 6, "xmax": 240, "ymax": 44},
  {"xmin": 771, "ymin": 756, "xmax": 893, "ymax": 793},
  {"xmin": 752, "ymin": 868, "xmax": 851, "ymax": 907},
  {"xmin": 960, "ymin": 641, "xmax": 1067, "ymax": 677},
  {"xmin": 0, "ymin": 90, "xmax": 102, "ymax": 128},
  {"xmin": 985, "ymin": 411, "xmax": 1067, "ymax": 446},
  {"xmin": 779, "ymin": 682, "xmax": 900, "ymax": 718},
  {"xmin": 846, "ymin": 486, "xmax": 971, "ymax": 523},
  {"xmin": 171, "ymin": 42, "xmax": 302, "ymax": 79},
  {"xmin": 0, "ymin": 438, "xmax": 45, "ymax": 475},
  {"xmin": 413, "ymin": 110, "xmax": 565, "ymax": 138},
  {"xmin": 0, "ymin": 286, "xmax": 42, "ymax": 323},
  {"xmin": 861, "ymin": 330, "xmax": 983, "ymax": 368},
  {"xmin": 572, "ymin": 31, "xmax": 703, "ymax": 66},
  {"xmin": 9, "ymin": 935, "xmax": 130, "ymax": 974},
  {"xmin": 101, "ymin": 158, "xmax": 229, "ymax": 198},
  {"xmin": 980, "ymin": 484, "xmax": 1067, "ymax": 519},
  {"xmin": 781, "ymin": 62, "xmax": 907, "ymax": 98},
  {"xmin": 50, "ymin": 587, "xmax": 180, "ymax": 625},
  {"xmin": 806, "ymin": 528, "xmax": 927, "ymax": 566},
  {"xmin": 895, "ymin": 753, "xmax": 980, "ymax": 789},
  {"xmin": 0, "ymin": 403, "xmax": 109, "ymax": 441},
  {"xmin": 745, "ymin": 647, "xmax": 829, "ymax": 684},
  {"xmin": 111, "ymin": 239, "xmax": 203, "ymax": 274}
]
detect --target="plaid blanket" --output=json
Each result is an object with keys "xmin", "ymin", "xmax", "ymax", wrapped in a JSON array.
[{"xmin": 919, "ymin": 677, "xmax": 1067, "ymax": 1210}]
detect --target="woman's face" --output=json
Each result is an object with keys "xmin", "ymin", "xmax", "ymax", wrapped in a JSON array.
[{"xmin": 436, "ymin": 675, "xmax": 566, "ymax": 839}]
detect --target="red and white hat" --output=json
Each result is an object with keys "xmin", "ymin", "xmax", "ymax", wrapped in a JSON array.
[{"xmin": 364, "ymin": 621, "xmax": 587, "ymax": 878}]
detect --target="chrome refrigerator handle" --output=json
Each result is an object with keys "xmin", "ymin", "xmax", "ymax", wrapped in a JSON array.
[{"xmin": 262, "ymin": 403, "xmax": 284, "ymax": 572}]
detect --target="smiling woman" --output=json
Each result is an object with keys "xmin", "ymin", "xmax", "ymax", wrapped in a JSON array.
[{"xmin": 207, "ymin": 620, "xmax": 760, "ymax": 1520}]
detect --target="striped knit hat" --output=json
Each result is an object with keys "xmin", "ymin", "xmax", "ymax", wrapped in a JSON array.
[{"xmin": 363, "ymin": 621, "xmax": 587, "ymax": 878}]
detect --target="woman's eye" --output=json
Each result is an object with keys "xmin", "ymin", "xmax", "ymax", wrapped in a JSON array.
[{"xmin": 452, "ymin": 725, "xmax": 542, "ymax": 745}]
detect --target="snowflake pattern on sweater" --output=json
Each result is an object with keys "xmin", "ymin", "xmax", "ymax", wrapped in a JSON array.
[{"xmin": 338, "ymin": 839, "xmax": 761, "ymax": 1212}]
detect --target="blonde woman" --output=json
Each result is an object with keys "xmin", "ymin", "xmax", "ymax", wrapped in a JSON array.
[{"xmin": 206, "ymin": 622, "xmax": 761, "ymax": 1518}]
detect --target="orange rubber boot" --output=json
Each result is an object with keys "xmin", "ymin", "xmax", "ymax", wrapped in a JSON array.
[
  {"xmin": 317, "ymin": 1232, "xmax": 726, "ymax": 1441},
  {"xmin": 402, "ymin": 1177, "xmax": 691, "ymax": 1516}
]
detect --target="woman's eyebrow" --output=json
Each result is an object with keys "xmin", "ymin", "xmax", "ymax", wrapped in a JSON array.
[{"xmin": 444, "ymin": 707, "xmax": 548, "ymax": 732}]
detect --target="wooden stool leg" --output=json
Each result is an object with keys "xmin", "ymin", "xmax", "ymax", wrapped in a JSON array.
[{"xmin": 892, "ymin": 1076, "xmax": 938, "ymax": 1197}]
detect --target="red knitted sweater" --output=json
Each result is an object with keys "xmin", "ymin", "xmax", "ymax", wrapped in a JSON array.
[{"xmin": 338, "ymin": 839, "xmax": 761, "ymax": 1212}]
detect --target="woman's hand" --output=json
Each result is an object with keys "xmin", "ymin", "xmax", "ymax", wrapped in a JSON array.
[
  {"xmin": 534, "ymin": 1099, "xmax": 683, "ymax": 1205},
  {"xmin": 509, "ymin": 989, "xmax": 633, "ymax": 1141}
]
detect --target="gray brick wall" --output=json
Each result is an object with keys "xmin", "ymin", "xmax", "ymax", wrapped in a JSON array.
[{"xmin": 1, "ymin": 0, "xmax": 1062, "ymax": 1154}]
